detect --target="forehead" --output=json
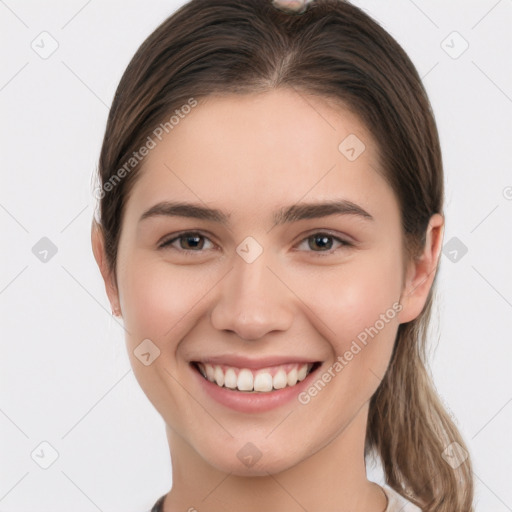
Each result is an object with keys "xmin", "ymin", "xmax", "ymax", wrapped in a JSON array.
[{"xmin": 124, "ymin": 88, "xmax": 398, "ymax": 227}]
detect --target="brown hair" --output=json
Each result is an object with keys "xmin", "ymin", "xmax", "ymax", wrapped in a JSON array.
[{"xmin": 93, "ymin": 1, "xmax": 474, "ymax": 510}]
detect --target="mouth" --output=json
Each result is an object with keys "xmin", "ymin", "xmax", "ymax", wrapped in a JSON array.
[{"xmin": 191, "ymin": 361, "xmax": 322, "ymax": 393}]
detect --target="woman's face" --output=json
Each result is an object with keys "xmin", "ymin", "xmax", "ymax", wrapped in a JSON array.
[{"xmin": 98, "ymin": 89, "xmax": 424, "ymax": 475}]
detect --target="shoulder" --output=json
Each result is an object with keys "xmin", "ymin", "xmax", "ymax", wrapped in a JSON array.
[{"xmin": 382, "ymin": 485, "xmax": 423, "ymax": 512}]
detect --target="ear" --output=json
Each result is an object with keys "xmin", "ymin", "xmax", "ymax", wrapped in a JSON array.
[
  {"xmin": 398, "ymin": 213, "xmax": 444, "ymax": 324},
  {"xmin": 91, "ymin": 219, "xmax": 121, "ymax": 316}
]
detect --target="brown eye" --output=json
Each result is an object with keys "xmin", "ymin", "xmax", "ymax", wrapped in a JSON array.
[
  {"xmin": 179, "ymin": 234, "xmax": 205, "ymax": 250},
  {"xmin": 159, "ymin": 232, "xmax": 214, "ymax": 252},
  {"xmin": 308, "ymin": 234, "xmax": 334, "ymax": 251},
  {"xmin": 296, "ymin": 232, "xmax": 352, "ymax": 255}
]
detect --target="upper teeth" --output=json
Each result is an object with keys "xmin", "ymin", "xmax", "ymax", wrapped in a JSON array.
[{"xmin": 197, "ymin": 362, "xmax": 313, "ymax": 393}]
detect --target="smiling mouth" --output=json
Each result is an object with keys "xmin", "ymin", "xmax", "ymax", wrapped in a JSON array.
[{"xmin": 192, "ymin": 361, "xmax": 321, "ymax": 393}]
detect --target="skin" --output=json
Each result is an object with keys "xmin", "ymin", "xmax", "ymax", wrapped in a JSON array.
[{"xmin": 92, "ymin": 88, "xmax": 444, "ymax": 512}]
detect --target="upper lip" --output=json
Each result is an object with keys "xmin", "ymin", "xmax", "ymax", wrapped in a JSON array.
[{"xmin": 191, "ymin": 355, "xmax": 321, "ymax": 369}]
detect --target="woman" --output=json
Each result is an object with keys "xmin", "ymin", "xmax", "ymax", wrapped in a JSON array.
[{"xmin": 91, "ymin": 0, "xmax": 474, "ymax": 510}]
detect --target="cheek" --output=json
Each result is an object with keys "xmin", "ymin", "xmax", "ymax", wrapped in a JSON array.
[
  {"xmin": 117, "ymin": 256, "xmax": 213, "ymax": 345},
  {"xmin": 292, "ymin": 254, "xmax": 402, "ymax": 418},
  {"xmin": 290, "ymin": 250, "xmax": 403, "ymax": 402},
  {"xmin": 330, "ymin": 252, "xmax": 403, "ymax": 381},
  {"xmin": 292, "ymin": 248, "xmax": 403, "ymax": 337},
  {"xmin": 115, "ymin": 257, "xmax": 214, "ymax": 420}
]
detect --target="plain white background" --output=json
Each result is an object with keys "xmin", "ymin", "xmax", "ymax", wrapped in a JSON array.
[{"xmin": 1, "ymin": 0, "xmax": 511, "ymax": 510}]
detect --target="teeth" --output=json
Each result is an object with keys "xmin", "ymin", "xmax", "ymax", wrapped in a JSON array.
[
  {"xmin": 197, "ymin": 362, "xmax": 315, "ymax": 393},
  {"xmin": 237, "ymin": 369, "xmax": 253, "ymax": 391},
  {"xmin": 224, "ymin": 368, "xmax": 237, "ymax": 389},
  {"xmin": 214, "ymin": 365, "xmax": 224, "ymax": 387},
  {"xmin": 273, "ymin": 369, "xmax": 287, "ymax": 390},
  {"xmin": 205, "ymin": 364, "xmax": 215, "ymax": 382},
  {"xmin": 297, "ymin": 364, "xmax": 308, "ymax": 381},
  {"xmin": 254, "ymin": 372, "xmax": 273, "ymax": 392},
  {"xmin": 287, "ymin": 368, "xmax": 298, "ymax": 387}
]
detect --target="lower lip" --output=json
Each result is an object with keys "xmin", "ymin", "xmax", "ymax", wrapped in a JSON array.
[{"xmin": 191, "ymin": 363, "xmax": 321, "ymax": 413}]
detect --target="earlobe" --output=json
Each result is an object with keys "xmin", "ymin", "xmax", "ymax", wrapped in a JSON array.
[
  {"xmin": 91, "ymin": 219, "xmax": 121, "ymax": 316},
  {"xmin": 398, "ymin": 213, "xmax": 445, "ymax": 324}
]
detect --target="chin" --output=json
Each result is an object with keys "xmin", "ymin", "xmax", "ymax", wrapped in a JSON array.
[{"xmin": 198, "ymin": 439, "xmax": 304, "ymax": 477}]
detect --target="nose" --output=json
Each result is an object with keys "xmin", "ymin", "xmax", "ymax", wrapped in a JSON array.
[{"xmin": 210, "ymin": 249, "xmax": 294, "ymax": 341}]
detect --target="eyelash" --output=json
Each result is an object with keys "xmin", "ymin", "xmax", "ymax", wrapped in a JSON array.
[{"xmin": 158, "ymin": 230, "xmax": 353, "ymax": 257}]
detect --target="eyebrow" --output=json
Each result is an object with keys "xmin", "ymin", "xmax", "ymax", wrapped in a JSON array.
[{"xmin": 138, "ymin": 199, "xmax": 374, "ymax": 225}]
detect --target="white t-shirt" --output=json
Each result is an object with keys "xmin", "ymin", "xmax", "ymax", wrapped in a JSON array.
[{"xmin": 383, "ymin": 485, "xmax": 423, "ymax": 512}]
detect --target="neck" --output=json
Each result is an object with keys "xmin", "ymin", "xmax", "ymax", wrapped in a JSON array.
[{"xmin": 162, "ymin": 402, "xmax": 387, "ymax": 512}]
